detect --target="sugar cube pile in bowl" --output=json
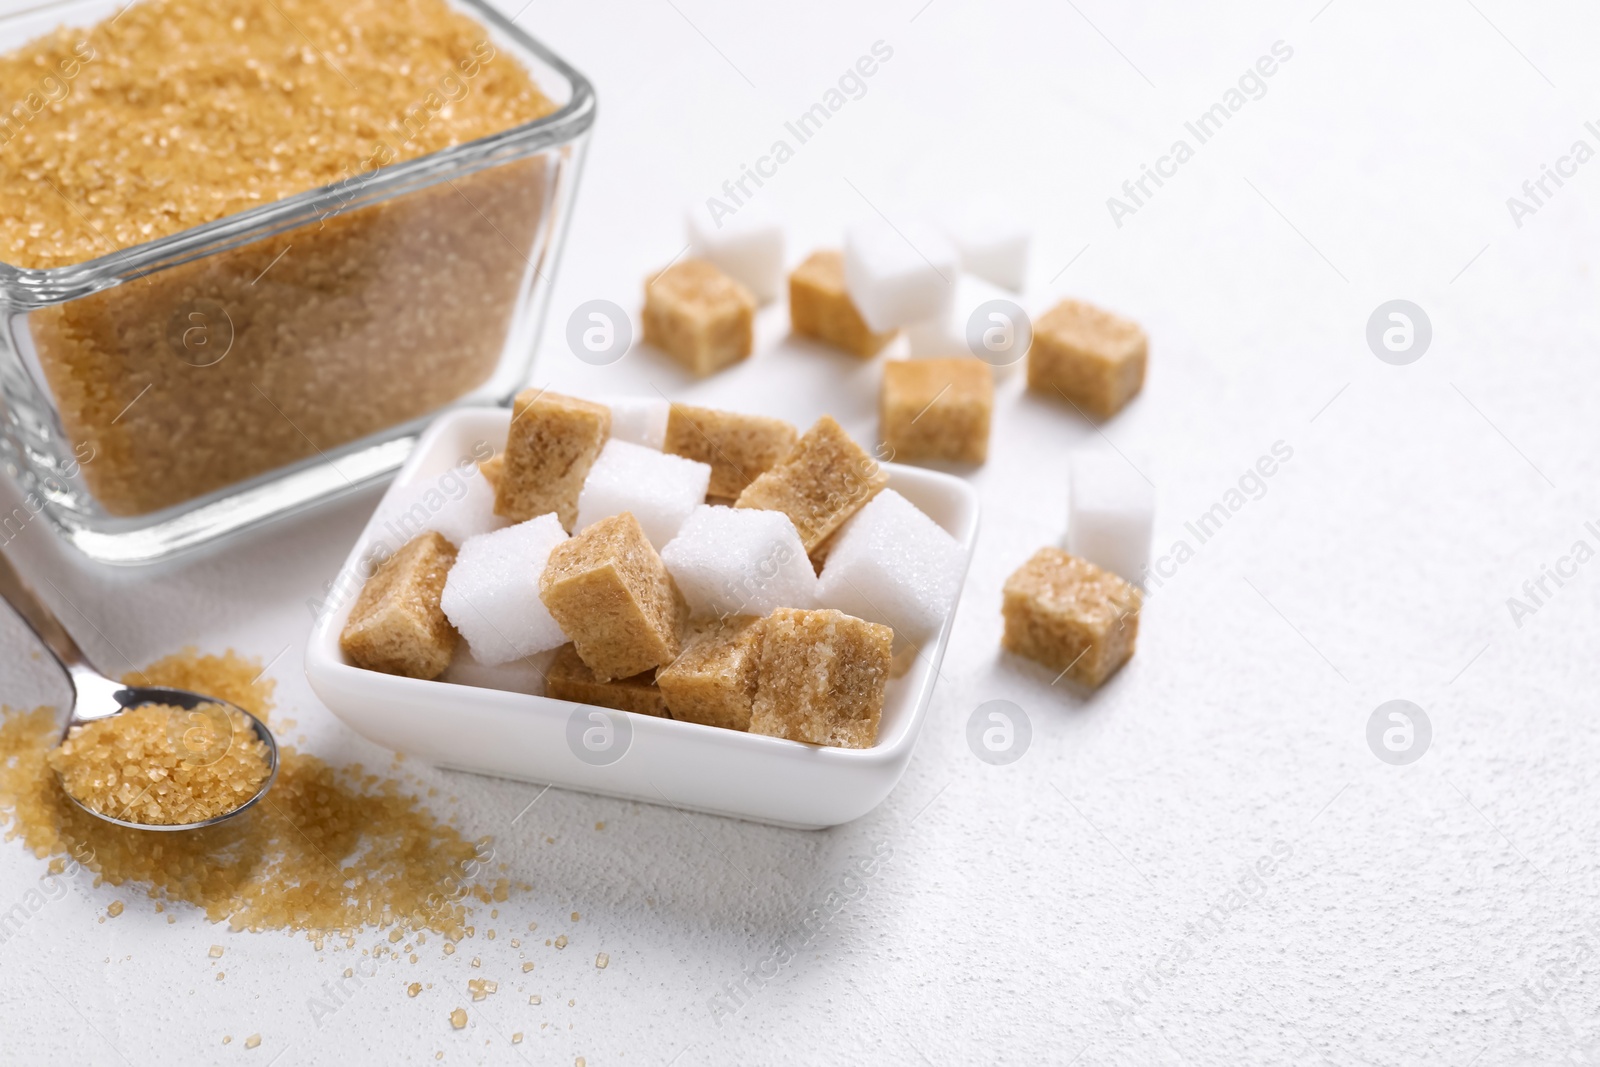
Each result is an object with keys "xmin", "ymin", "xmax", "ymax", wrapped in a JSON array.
[{"xmin": 336, "ymin": 391, "xmax": 966, "ymax": 752}]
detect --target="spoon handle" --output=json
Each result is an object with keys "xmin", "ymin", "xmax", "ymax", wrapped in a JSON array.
[{"xmin": 0, "ymin": 549, "xmax": 101, "ymax": 682}]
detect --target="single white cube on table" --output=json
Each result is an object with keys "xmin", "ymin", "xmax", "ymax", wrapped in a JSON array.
[
  {"xmin": 686, "ymin": 199, "xmax": 785, "ymax": 304},
  {"xmin": 1065, "ymin": 449, "xmax": 1155, "ymax": 585},
  {"xmin": 935, "ymin": 202, "xmax": 1031, "ymax": 292},
  {"xmin": 842, "ymin": 216, "xmax": 959, "ymax": 333}
]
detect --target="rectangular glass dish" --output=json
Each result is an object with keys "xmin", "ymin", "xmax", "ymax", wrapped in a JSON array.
[
  {"xmin": 304, "ymin": 407, "xmax": 981, "ymax": 830},
  {"xmin": 0, "ymin": 0, "xmax": 594, "ymax": 562}
]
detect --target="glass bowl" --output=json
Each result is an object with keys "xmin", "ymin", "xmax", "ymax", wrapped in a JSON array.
[{"xmin": 0, "ymin": 0, "xmax": 594, "ymax": 563}]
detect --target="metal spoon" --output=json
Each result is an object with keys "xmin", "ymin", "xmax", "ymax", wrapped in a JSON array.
[{"xmin": 0, "ymin": 550, "xmax": 278, "ymax": 831}]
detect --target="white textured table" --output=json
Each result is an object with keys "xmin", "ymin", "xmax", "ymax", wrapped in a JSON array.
[{"xmin": 2, "ymin": 1, "xmax": 1595, "ymax": 1064}]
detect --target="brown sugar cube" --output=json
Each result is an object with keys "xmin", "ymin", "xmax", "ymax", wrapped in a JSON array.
[
  {"xmin": 748, "ymin": 609, "xmax": 892, "ymax": 750},
  {"xmin": 1001, "ymin": 547, "xmax": 1140, "ymax": 688},
  {"xmin": 879, "ymin": 358, "xmax": 993, "ymax": 465},
  {"xmin": 663, "ymin": 404, "xmax": 798, "ymax": 499},
  {"xmin": 478, "ymin": 453, "xmax": 503, "ymax": 492},
  {"xmin": 656, "ymin": 615, "xmax": 764, "ymax": 731},
  {"xmin": 496, "ymin": 390, "xmax": 610, "ymax": 530},
  {"xmin": 340, "ymin": 531, "xmax": 459, "ymax": 679},
  {"xmin": 1027, "ymin": 299, "xmax": 1148, "ymax": 419},
  {"xmin": 538, "ymin": 512, "xmax": 684, "ymax": 682},
  {"xmin": 735, "ymin": 415, "xmax": 888, "ymax": 553},
  {"xmin": 545, "ymin": 645, "xmax": 669, "ymax": 718},
  {"xmin": 642, "ymin": 259, "xmax": 756, "ymax": 376},
  {"xmin": 789, "ymin": 250, "xmax": 898, "ymax": 359}
]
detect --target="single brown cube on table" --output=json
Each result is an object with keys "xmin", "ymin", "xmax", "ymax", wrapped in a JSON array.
[
  {"xmin": 735, "ymin": 415, "xmax": 887, "ymax": 553},
  {"xmin": 663, "ymin": 404, "xmax": 797, "ymax": 500},
  {"xmin": 1026, "ymin": 299, "xmax": 1147, "ymax": 419},
  {"xmin": 545, "ymin": 644, "xmax": 669, "ymax": 718},
  {"xmin": 642, "ymin": 259, "xmax": 756, "ymax": 376},
  {"xmin": 339, "ymin": 531, "xmax": 459, "ymax": 679},
  {"xmin": 495, "ymin": 389, "xmax": 610, "ymax": 530},
  {"xmin": 879, "ymin": 358, "xmax": 994, "ymax": 465},
  {"xmin": 538, "ymin": 512, "xmax": 684, "ymax": 682},
  {"xmin": 789, "ymin": 250, "xmax": 898, "ymax": 359},
  {"xmin": 656, "ymin": 615, "xmax": 764, "ymax": 731},
  {"xmin": 1001, "ymin": 547, "xmax": 1140, "ymax": 688},
  {"xmin": 747, "ymin": 608, "xmax": 893, "ymax": 750}
]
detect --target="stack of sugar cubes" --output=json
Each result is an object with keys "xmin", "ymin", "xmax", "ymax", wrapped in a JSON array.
[{"xmin": 338, "ymin": 389, "xmax": 970, "ymax": 751}]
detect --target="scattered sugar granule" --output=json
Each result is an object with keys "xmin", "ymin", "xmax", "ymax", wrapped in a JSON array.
[
  {"xmin": 522, "ymin": 963, "xmax": 534, "ymax": 973},
  {"xmin": 216, "ymin": 972, "xmax": 225, "ymax": 981},
  {"xmin": 595, "ymin": 821, "xmax": 605, "ymax": 831},
  {"xmin": 208, "ymin": 945, "xmax": 224, "ymax": 958},
  {"xmin": 223, "ymin": 1037, "xmax": 232, "ymax": 1045},
  {"xmin": 471, "ymin": 957, "xmax": 481, "ymax": 968},
  {"xmin": 389, "ymin": 929, "xmax": 404, "ymax": 943},
  {"xmin": 554, "ymin": 935, "xmax": 568, "ymax": 949},
  {"xmin": 245, "ymin": 1035, "xmax": 261, "ymax": 1049},
  {"xmin": 444, "ymin": 944, "xmax": 456, "ymax": 956},
  {"xmin": 487, "ymin": 930, "xmax": 496, "ymax": 941},
  {"xmin": 595, "ymin": 953, "xmax": 609, "ymax": 969},
  {"xmin": 408, "ymin": 983, "xmax": 422, "ymax": 998},
  {"xmin": 529, "ymin": 995, "xmax": 541, "ymax": 1005},
  {"xmin": 511, "ymin": 939, "xmax": 521, "ymax": 949},
  {"xmin": 449, "ymin": 1008, "xmax": 468, "ymax": 1030},
  {"xmin": 570, "ymin": 912, "xmax": 580, "ymax": 922},
  {"xmin": 513, "ymin": 1033, "xmax": 524, "ymax": 1044},
  {"xmin": 106, "ymin": 901, "xmax": 124, "ymax": 918}
]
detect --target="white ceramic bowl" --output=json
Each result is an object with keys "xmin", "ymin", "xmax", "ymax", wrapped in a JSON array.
[{"xmin": 304, "ymin": 406, "xmax": 980, "ymax": 829}]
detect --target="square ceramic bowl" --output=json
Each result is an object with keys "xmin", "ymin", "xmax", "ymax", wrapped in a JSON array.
[{"xmin": 305, "ymin": 406, "xmax": 980, "ymax": 829}]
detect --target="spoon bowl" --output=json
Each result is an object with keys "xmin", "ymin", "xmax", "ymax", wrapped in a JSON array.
[
  {"xmin": 56, "ymin": 684, "xmax": 280, "ymax": 832},
  {"xmin": 0, "ymin": 550, "xmax": 280, "ymax": 831}
]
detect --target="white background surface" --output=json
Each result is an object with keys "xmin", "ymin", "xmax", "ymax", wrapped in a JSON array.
[{"xmin": 3, "ymin": 0, "xmax": 1599, "ymax": 1063}]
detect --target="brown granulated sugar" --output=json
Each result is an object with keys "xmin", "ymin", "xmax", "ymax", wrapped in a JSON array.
[
  {"xmin": 0, "ymin": 649, "xmax": 507, "ymax": 939},
  {"xmin": 0, "ymin": 0, "xmax": 554, "ymax": 269},
  {"xmin": 48, "ymin": 702, "xmax": 271, "ymax": 825},
  {"xmin": 2, "ymin": 0, "xmax": 561, "ymax": 516}
]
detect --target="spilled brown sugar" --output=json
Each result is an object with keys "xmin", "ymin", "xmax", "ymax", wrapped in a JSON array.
[
  {"xmin": 48, "ymin": 702, "xmax": 271, "ymax": 826},
  {"xmin": 0, "ymin": 649, "xmax": 505, "ymax": 940}
]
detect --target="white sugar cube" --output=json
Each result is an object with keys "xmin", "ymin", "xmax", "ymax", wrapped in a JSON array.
[
  {"xmin": 903, "ymin": 312, "xmax": 964, "ymax": 359},
  {"xmin": 1065, "ymin": 450, "xmax": 1154, "ymax": 584},
  {"xmin": 843, "ymin": 216, "xmax": 959, "ymax": 333},
  {"xmin": 600, "ymin": 396, "xmax": 670, "ymax": 450},
  {"xmin": 935, "ymin": 202, "xmax": 1031, "ymax": 292},
  {"xmin": 575, "ymin": 439, "xmax": 710, "ymax": 547},
  {"xmin": 660, "ymin": 505, "xmax": 817, "ymax": 617},
  {"xmin": 440, "ymin": 646, "xmax": 557, "ymax": 696},
  {"xmin": 687, "ymin": 200, "xmax": 785, "ymax": 303},
  {"xmin": 904, "ymin": 275, "xmax": 1020, "ymax": 363},
  {"xmin": 816, "ymin": 489, "xmax": 964, "ymax": 643},
  {"xmin": 440, "ymin": 514, "xmax": 569, "ymax": 665},
  {"xmin": 373, "ymin": 460, "xmax": 506, "ymax": 548}
]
